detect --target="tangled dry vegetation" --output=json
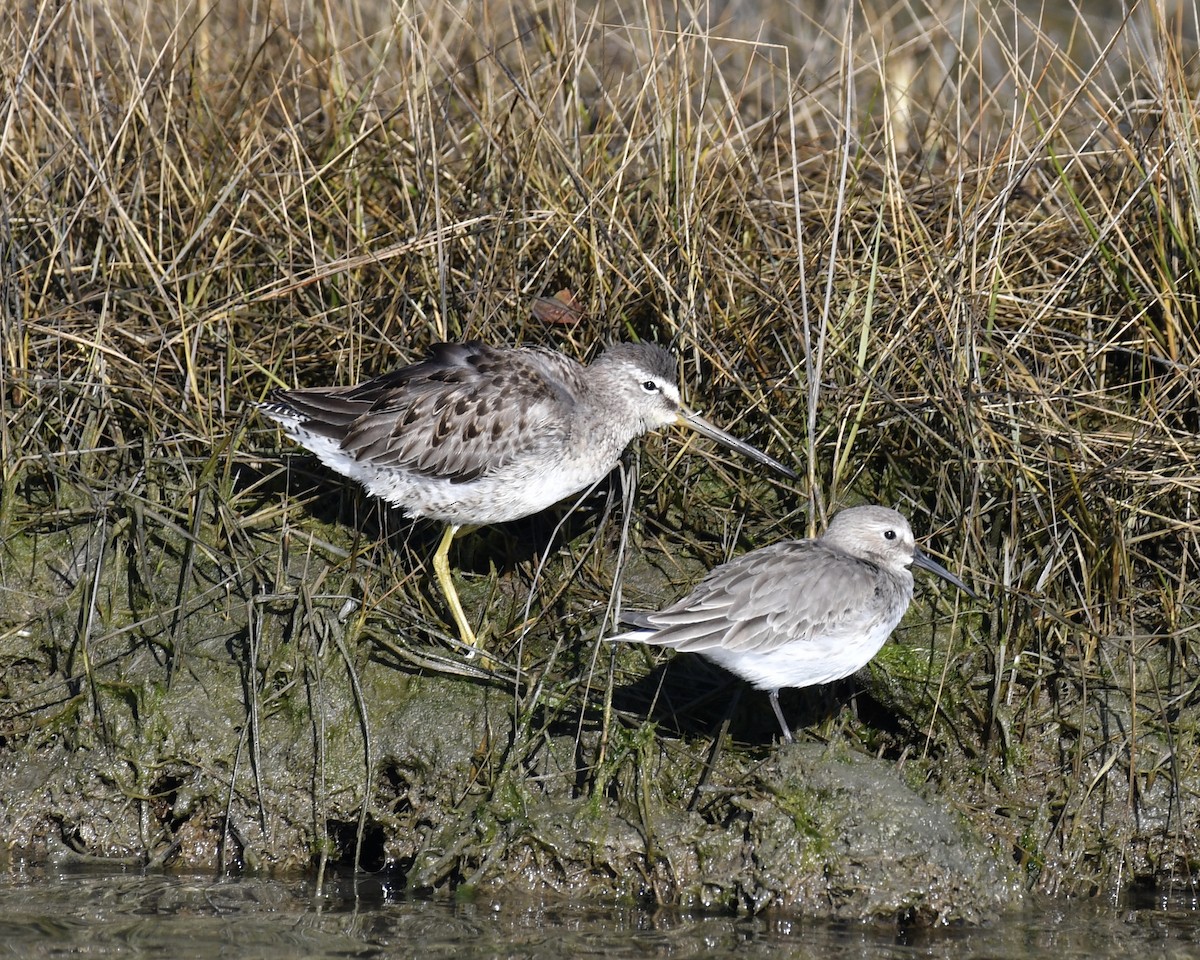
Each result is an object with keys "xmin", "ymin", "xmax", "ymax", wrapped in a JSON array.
[{"xmin": 2, "ymin": 0, "xmax": 1199, "ymax": 901}]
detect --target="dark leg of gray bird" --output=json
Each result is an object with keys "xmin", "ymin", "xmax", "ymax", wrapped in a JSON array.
[{"xmin": 767, "ymin": 690, "xmax": 793, "ymax": 744}]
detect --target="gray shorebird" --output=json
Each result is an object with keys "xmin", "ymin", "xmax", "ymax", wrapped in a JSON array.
[
  {"xmin": 258, "ymin": 340, "xmax": 796, "ymax": 654},
  {"xmin": 609, "ymin": 505, "xmax": 975, "ymax": 741}
]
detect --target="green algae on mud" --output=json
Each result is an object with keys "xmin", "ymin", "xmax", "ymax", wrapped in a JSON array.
[
  {"xmin": 0, "ymin": 479, "xmax": 1012, "ymax": 919},
  {"xmin": 0, "ymin": 494, "xmax": 1014, "ymax": 920}
]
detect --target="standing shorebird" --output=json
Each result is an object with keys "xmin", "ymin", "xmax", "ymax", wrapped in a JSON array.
[
  {"xmin": 609, "ymin": 505, "xmax": 975, "ymax": 741},
  {"xmin": 258, "ymin": 340, "xmax": 796, "ymax": 654}
]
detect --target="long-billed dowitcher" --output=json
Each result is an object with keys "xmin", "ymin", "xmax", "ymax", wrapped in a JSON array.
[
  {"xmin": 609, "ymin": 505, "xmax": 975, "ymax": 741},
  {"xmin": 258, "ymin": 340, "xmax": 796, "ymax": 654}
]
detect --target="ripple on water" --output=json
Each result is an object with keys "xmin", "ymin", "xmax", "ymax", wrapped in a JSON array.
[{"xmin": 0, "ymin": 868, "xmax": 1198, "ymax": 960}]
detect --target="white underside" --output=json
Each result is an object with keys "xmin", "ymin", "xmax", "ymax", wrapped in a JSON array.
[
  {"xmin": 698, "ymin": 620, "xmax": 897, "ymax": 690},
  {"xmin": 282, "ymin": 426, "xmax": 615, "ymax": 526},
  {"xmin": 613, "ymin": 616, "xmax": 902, "ymax": 692}
]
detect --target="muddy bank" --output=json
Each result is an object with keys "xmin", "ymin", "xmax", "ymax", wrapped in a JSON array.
[
  {"xmin": 0, "ymin": 581, "xmax": 1015, "ymax": 922},
  {"xmin": 0, "ymin": 494, "xmax": 1012, "ymax": 920}
]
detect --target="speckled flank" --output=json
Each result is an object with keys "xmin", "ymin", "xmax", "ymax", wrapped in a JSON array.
[{"xmin": 258, "ymin": 340, "xmax": 795, "ymax": 650}]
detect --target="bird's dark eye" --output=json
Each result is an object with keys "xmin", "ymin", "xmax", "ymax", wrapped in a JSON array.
[
  {"xmin": 641, "ymin": 380, "xmax": 659, "ymax": 392},
  {"xmin": 884, "ymin": 529, "xmax": 897, "ymax": 540}
]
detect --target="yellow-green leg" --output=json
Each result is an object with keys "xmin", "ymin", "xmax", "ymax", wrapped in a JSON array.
[{"xmin": 431, "ymin": 522, "xmax": 483, "ymax": 656}]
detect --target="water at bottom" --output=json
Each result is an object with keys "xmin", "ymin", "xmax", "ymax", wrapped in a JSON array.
[{"xmin": 0, "ymin": 866, "xmax": 1196, "ymax": 960}]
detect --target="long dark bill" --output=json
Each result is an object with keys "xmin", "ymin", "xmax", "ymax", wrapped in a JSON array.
[
  {"xmin": 677, "ymin": 408, "xmax": 798, "ymax": 480},
  {"xmin": 912, "ymin": 546, "xmax": 977, "ymax": 599}
]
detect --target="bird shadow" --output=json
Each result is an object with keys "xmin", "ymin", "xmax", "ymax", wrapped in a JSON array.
[{"xmin": 610, "ymin": 655, "xmax": 867, "ymax": 747}]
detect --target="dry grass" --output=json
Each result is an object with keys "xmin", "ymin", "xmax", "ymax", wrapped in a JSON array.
[{"xmin": 2, "ymin": 0, "xmax": 1200, "ymax": 896}]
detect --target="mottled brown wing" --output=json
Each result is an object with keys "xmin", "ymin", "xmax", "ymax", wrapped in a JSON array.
[
  {"xmin": 639, "ymin": 540, "xmax": 880, "ymax": 654},
  {"xmin": 334, "ymin": 342, "xmax": 587, "ymax": 483}
]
